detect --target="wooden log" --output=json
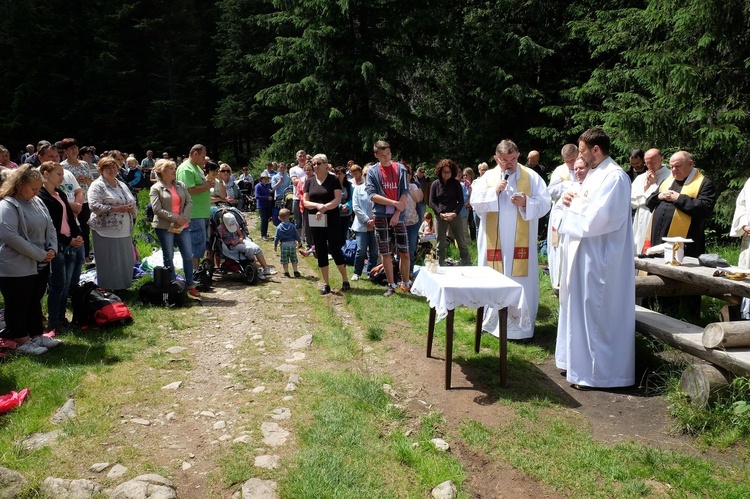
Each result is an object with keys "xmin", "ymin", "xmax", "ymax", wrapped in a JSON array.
[
  {"xmin": 703, "ymin": 322, "xmax": 750, "ymax": 349},
  {"xmin": 679, "ymin": 364, "xmax": 733, "ymax": 407},
  {"xmin": 635, "ymin": 256, "xmax": 750, "ymax": 299},
  {"xmin": 635, "ymin": 305, "xmax": 750, "ymax": 377},
  {"xmin": 635, "ymin": 275, "xmax": 715, "ymax": 298}
]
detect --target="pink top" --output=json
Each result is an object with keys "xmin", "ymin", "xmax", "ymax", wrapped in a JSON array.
[
  {"xmin": 169, "ymin": 185, "xmax": 181, "ymax": 215},
  {"xmin": 53, "ymin": 192, "xmax": 71, "ymax": 237}
]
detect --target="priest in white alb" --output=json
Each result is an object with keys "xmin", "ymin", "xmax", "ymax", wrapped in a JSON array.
[
  {"xmin": 470, "ymin": 139, "xmax": 550, "ymax": 340},
  {"xmin": 546, "ymin": 143, "xmax": 578, "ymax": 289},
  {"xmin": 556, "ymin": 128, "xmax": 635, "ymax": 389},
  {"xmin": 631, "ymin": 148, "xmax": 670, "ymax": 255}
]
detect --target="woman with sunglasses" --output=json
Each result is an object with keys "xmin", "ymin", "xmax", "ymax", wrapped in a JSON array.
[{"xmin": 304, "ymin": 154, "xmax": 350, "ymax": 294}]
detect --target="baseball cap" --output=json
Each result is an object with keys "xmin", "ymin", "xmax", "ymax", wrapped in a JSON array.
[{"xmin": 223, "ymin": 213, "xmax": 239, "ymax": 233}]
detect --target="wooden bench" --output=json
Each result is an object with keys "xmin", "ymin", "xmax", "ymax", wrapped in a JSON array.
[{"xmin": 635, "ymin": 305, "xmax": 750, "ymax": 377}]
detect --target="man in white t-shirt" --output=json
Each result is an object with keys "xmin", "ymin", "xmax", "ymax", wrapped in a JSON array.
[{"xmin": 289, "ymin": 149, "xmax": 308, "ymax": 231}]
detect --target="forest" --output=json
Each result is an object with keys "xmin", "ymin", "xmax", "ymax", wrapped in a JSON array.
[{"xmin": 1, "ymin": 0, "xmax": 749, "ymax": 233}]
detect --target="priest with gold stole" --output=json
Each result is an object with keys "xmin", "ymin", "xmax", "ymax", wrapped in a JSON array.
[
  {"xmin": 470, "ymin": 140, "xmax": 550, "ymax": 340},
  {"xmin": 646, "ymin": 151, "xmax": 716, "ymax": 258}
]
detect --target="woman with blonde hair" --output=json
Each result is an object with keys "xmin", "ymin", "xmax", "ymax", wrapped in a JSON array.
[
  {"xmin": 0, "ymin": 165, "xmax": 60, "ymax": 354},
  {"xmin": 150, "ymin": 159, "xmax": 199, "ymax": 297}
]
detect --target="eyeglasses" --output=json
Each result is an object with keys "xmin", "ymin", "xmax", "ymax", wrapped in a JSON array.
[{"xmin": 312, "ymin": 161, "xmax": 325, "ymax": 166}]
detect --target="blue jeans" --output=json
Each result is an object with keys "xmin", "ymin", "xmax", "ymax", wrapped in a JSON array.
[
  {"xmin": 354, "ymin": 230, "xmax": 378, "ymax": 276},
  {"xmin": 406, "ymin": 222, "xmax": 420, "ymax": 276},
  {"xmin": 188, "ymin": 218, "xmax": 208, "ymax": 261},
  {"xmin": 155, "ymin": 228, "xmax": 195, "ymax": 286},
  {"xmin": 258, "ymin": 206, "xmax": 272, "ymax": 237},
  {"xmin": 47, "ymin": 245, "xmax": 80, "ymax": 327}
]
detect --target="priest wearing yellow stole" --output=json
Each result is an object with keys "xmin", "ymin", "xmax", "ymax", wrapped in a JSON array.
[
  {"xmin": 646, "ymin": 151, "xmax": 716, "ymax": 258},
  {"xmin": 470, "ymin": 140, "xmax": 550, "ymax": 340}
]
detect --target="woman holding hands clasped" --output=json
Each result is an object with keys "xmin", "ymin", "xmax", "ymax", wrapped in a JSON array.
[
  {"xmin": 88, "ymin": 156, "xmax": 137, "ymax": 293},
  {"xmin": 304, "ymin": 154, "xmax": 349, "ymax": 295},
  {"xmin": 0, "ymin": 166, "xmax": 60, "ymax": 354}
]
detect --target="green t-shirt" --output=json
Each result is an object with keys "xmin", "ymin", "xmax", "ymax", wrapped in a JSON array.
[{"xmin": 176, "ymin": 161, "xmax": 210, "ymax": 219}]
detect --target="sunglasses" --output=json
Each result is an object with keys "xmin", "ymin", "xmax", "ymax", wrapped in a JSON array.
[{"xmin": 312, "ymin": 161, "xmax": 325, "ymax": 166}]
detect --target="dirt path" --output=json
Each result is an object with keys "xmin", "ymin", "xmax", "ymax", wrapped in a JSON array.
[{"xmin": 95, "ymin": 217, "xmax": 733, "ymax": 498}]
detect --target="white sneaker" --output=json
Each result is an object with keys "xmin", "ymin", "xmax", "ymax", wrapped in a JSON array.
[
  {"xmin": 17, "ymin": 341, "xmax": 47, "ymax": 355},
  {"xmin": 263, "ymin": 266, "xmax": 278, "ymax": 275},
  {"xmin": 351, "ymin": 274, "xmax": 360, "ymax": 281},
  {"xmin": 33, "ymin": 335, "xmax": 61, "ymax": 348},
  {"xmin": 257, "ymin": 271, "xmax": 268, "ymax": 281}
]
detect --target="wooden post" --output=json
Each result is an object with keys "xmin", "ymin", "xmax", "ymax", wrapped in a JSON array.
[{"xmin": 679, "ymin": 364, "xmax": 733, "ymax": 407}]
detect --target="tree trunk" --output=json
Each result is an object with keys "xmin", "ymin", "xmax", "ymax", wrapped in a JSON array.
[
  {"xmin": 703, "ymin": 322, "xmax": 750, "ymax": 349},
  {"xmin": 679, "ymin": 364, "xmax": 732, "ymax": 407}
]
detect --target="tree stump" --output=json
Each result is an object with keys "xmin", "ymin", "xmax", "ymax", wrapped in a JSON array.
[
  {"xmin": 702, "ymin": 322, "xmax": 750, "ymax": 349},
  {"xmin": 679, "ymin": 364, "xmax": 732, "ymax": 407}
]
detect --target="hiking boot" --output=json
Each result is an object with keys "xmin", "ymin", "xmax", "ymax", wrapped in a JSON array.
[
  {"xmin": 341, "ymin": 281, "xmax": 351, "ymax": 291},
  {"xmin": 320, "ymin": 284, "xmax": 331, "ymax": 295},
  {"xmin": 284, "ymin": 272, "xmax": 291, "ymax": 278},
  {"xmin": 293, "ymin": 271, "xmax": 301, "ymax": 278},
  {"xmin": 17, "ymin": 341, "xmax": 47, "ymax": 355},
  {"xmin": 383, "ymin": 284, "xmax": 397, "ymax": 297}
]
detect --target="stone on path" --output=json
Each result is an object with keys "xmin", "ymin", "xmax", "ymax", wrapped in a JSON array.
[
  {"xmin": 431, "ymin": 480, "xmax": 457, "ymax": 499},
  {"xmin": 285, "ymin": 352, "xmax": 305, "ymax": 363},
  {"xmin": 40, "ymin": 477, "xmax": 104, "ymax": 499},
  {"xmin": 289, "ymin": 334, "xmax": 312, "ymax": 350},
  {"xmin": 89, "ymin": 462, "xmax": 110, "ymax": 473},
  {"xmin": 270, "ymin": 290, "xmax": 282, "ymax": 296},
  {"xmin": 260, "ymin": 422, "xmax": 289, "ymax": 447},
  {"xmin": 430, "ymin": 438, "xmax": 450, "ymax": 452},
  {"xmin": 254, "ymin": 455, "xmax": 280, "ymax": 469},
  {"xmin": 182, "ymin": 461, "xmax": 192, "ymax": 471},
  {"xmin": 252, "ymin": 386, "xmax": 266, "ymax": 393},
  {"xmin": 51, "ymin": 399, "xmax": 77, "ymax": 424},
  {"xmin": 233, "ymin": 435, "xmax": 252, "ymax": 444},
  {"xmin": 200, "ymin": 411, "xmax": 216, "ymax": 418},
  {"xmin": 19, "ymin": 430, "xmax": 63, "ymax": 451},
  {"xmin": 130, "ymin": 418, "xmax": 151, "ymax": 426},
  {"xmin": 0, "ymin": 466, "xmax": 28, "ymax": 498},
  {"xmin": 165, "ymin": 346, "xmax": 187, "ymax": 355},
  {"xmin": 110, "ymin": 474, "xmax": 176, "ymax": 499},
  {"xmin": 107, "ymin": 464, "xmax": 128, "ymax": 479},
  {"xmin": 274, "ymin": 364, "xmax": 298, "ymax": 373},
  {"xmin": 213, "ymin": 420, "xmax": 227, "ymax": 430},
  {"xmin": 241, "ymin": 478, "xmax": 278, "ymax": 499},
  {"xmin": 161, "ymin": 381, "xmax": 182, "ymax": 390},
  {"xmin": 270, "ymin": 408, "xmax": 291, "ymax": 420}
]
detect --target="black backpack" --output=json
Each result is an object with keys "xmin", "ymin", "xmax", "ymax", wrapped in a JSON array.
[
  {"xmin": 193, "ymin": 259, "xmax": 213, "ymax": 292},
  {"xmin": 139, "ymin": 280, "xmax": 187, "ymax": 307},
  {"xmin": 71, "ymin": 282, "xmax": 133, "ymax": 327}
]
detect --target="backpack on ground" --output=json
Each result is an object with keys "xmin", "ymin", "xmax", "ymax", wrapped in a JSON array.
[
  {"xmin": 71, "ymin": 282, "xmax": 133, "ymax": 327},
  {"xmin": 193, "ymin": 259, "xmax": 213, "ymax": 292},
  {"xmin": 368, "ymin": 257, "xmax": 400, "ymax": 286},
  {"xmin": 342, "ymin": 239, "xmax": 357, "ymax": 266},
  {"xmin": 139, "ymin": 280, "xmax": 187, "ymax": 307}
]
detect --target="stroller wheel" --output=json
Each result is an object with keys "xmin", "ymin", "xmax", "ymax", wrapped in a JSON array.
[{"xmin": 244, "ymin": 262, "xmax": 259, "ymax": 284}]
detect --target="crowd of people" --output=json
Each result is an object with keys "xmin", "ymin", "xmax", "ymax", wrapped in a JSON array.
[{"xmin": 0, "ymin": 132, "xmax": 738, "ymax": 394}]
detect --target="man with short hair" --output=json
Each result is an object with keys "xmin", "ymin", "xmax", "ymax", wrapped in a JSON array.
[
  {"xmin": 526, "ymin": 150, "xmax": 546, "ymax": 180},
  {"xmin": 141, "ymin": 150, "xmax": 155, "ymax": 174},
  {"xmin": 631, "ymin": 149, "xmax": 671, "ymax": 255},
  {"xmin": 289, "ymin": 150, "xmax": 307, "ymax": 230},
  {"xmin": 546, "ymin": 143, "xmax": 578, "ymax": 289},
  {"xmin": 471, "ymin": 139, "xmax": 550, "ymax": 340},
  {"xmin": 646, "ymin": 151, "xmax": 716, "ymax": 258},
  {"xmin": 625, "ymin": 148, "xmax": 646, "ymax": 182},
  {"xmin": 177, "ymin": 144, "xmax": 215, "ymax": 267},
  {"xmin": 365, "ymin": 140, "xmax": 411, "ymax": 296},
  {"xmin": 556, "ymin": 128, "xmax": 635, "ymax": 389},
  {"xmin": 20, "ymin": 144, "xmax": 35, "ymax": 164}
]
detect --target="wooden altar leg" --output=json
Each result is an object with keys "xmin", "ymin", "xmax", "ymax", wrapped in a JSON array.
[
  {"xmin": 427, "ymin": 307, "xmax": 436, "ymax": 358},
  {"xmin": 474, "ymin": 306, "xmax": 485, "ymax": 353},
  {"xmin": 499, "ymin": 307, "xmax": 508, "ymax": 387},
  {"xmin": 445, "ymin": 309, "xmax": 455, "ymax": 390}
]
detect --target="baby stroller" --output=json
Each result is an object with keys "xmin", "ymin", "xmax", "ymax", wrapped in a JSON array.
[
  {"xmin": 238, "ymin": 179, "xmax": 256, "ymax": 212},
  {"xmin": 207, "ymin": 206, "xmax": 261, "ymax": 284}
]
